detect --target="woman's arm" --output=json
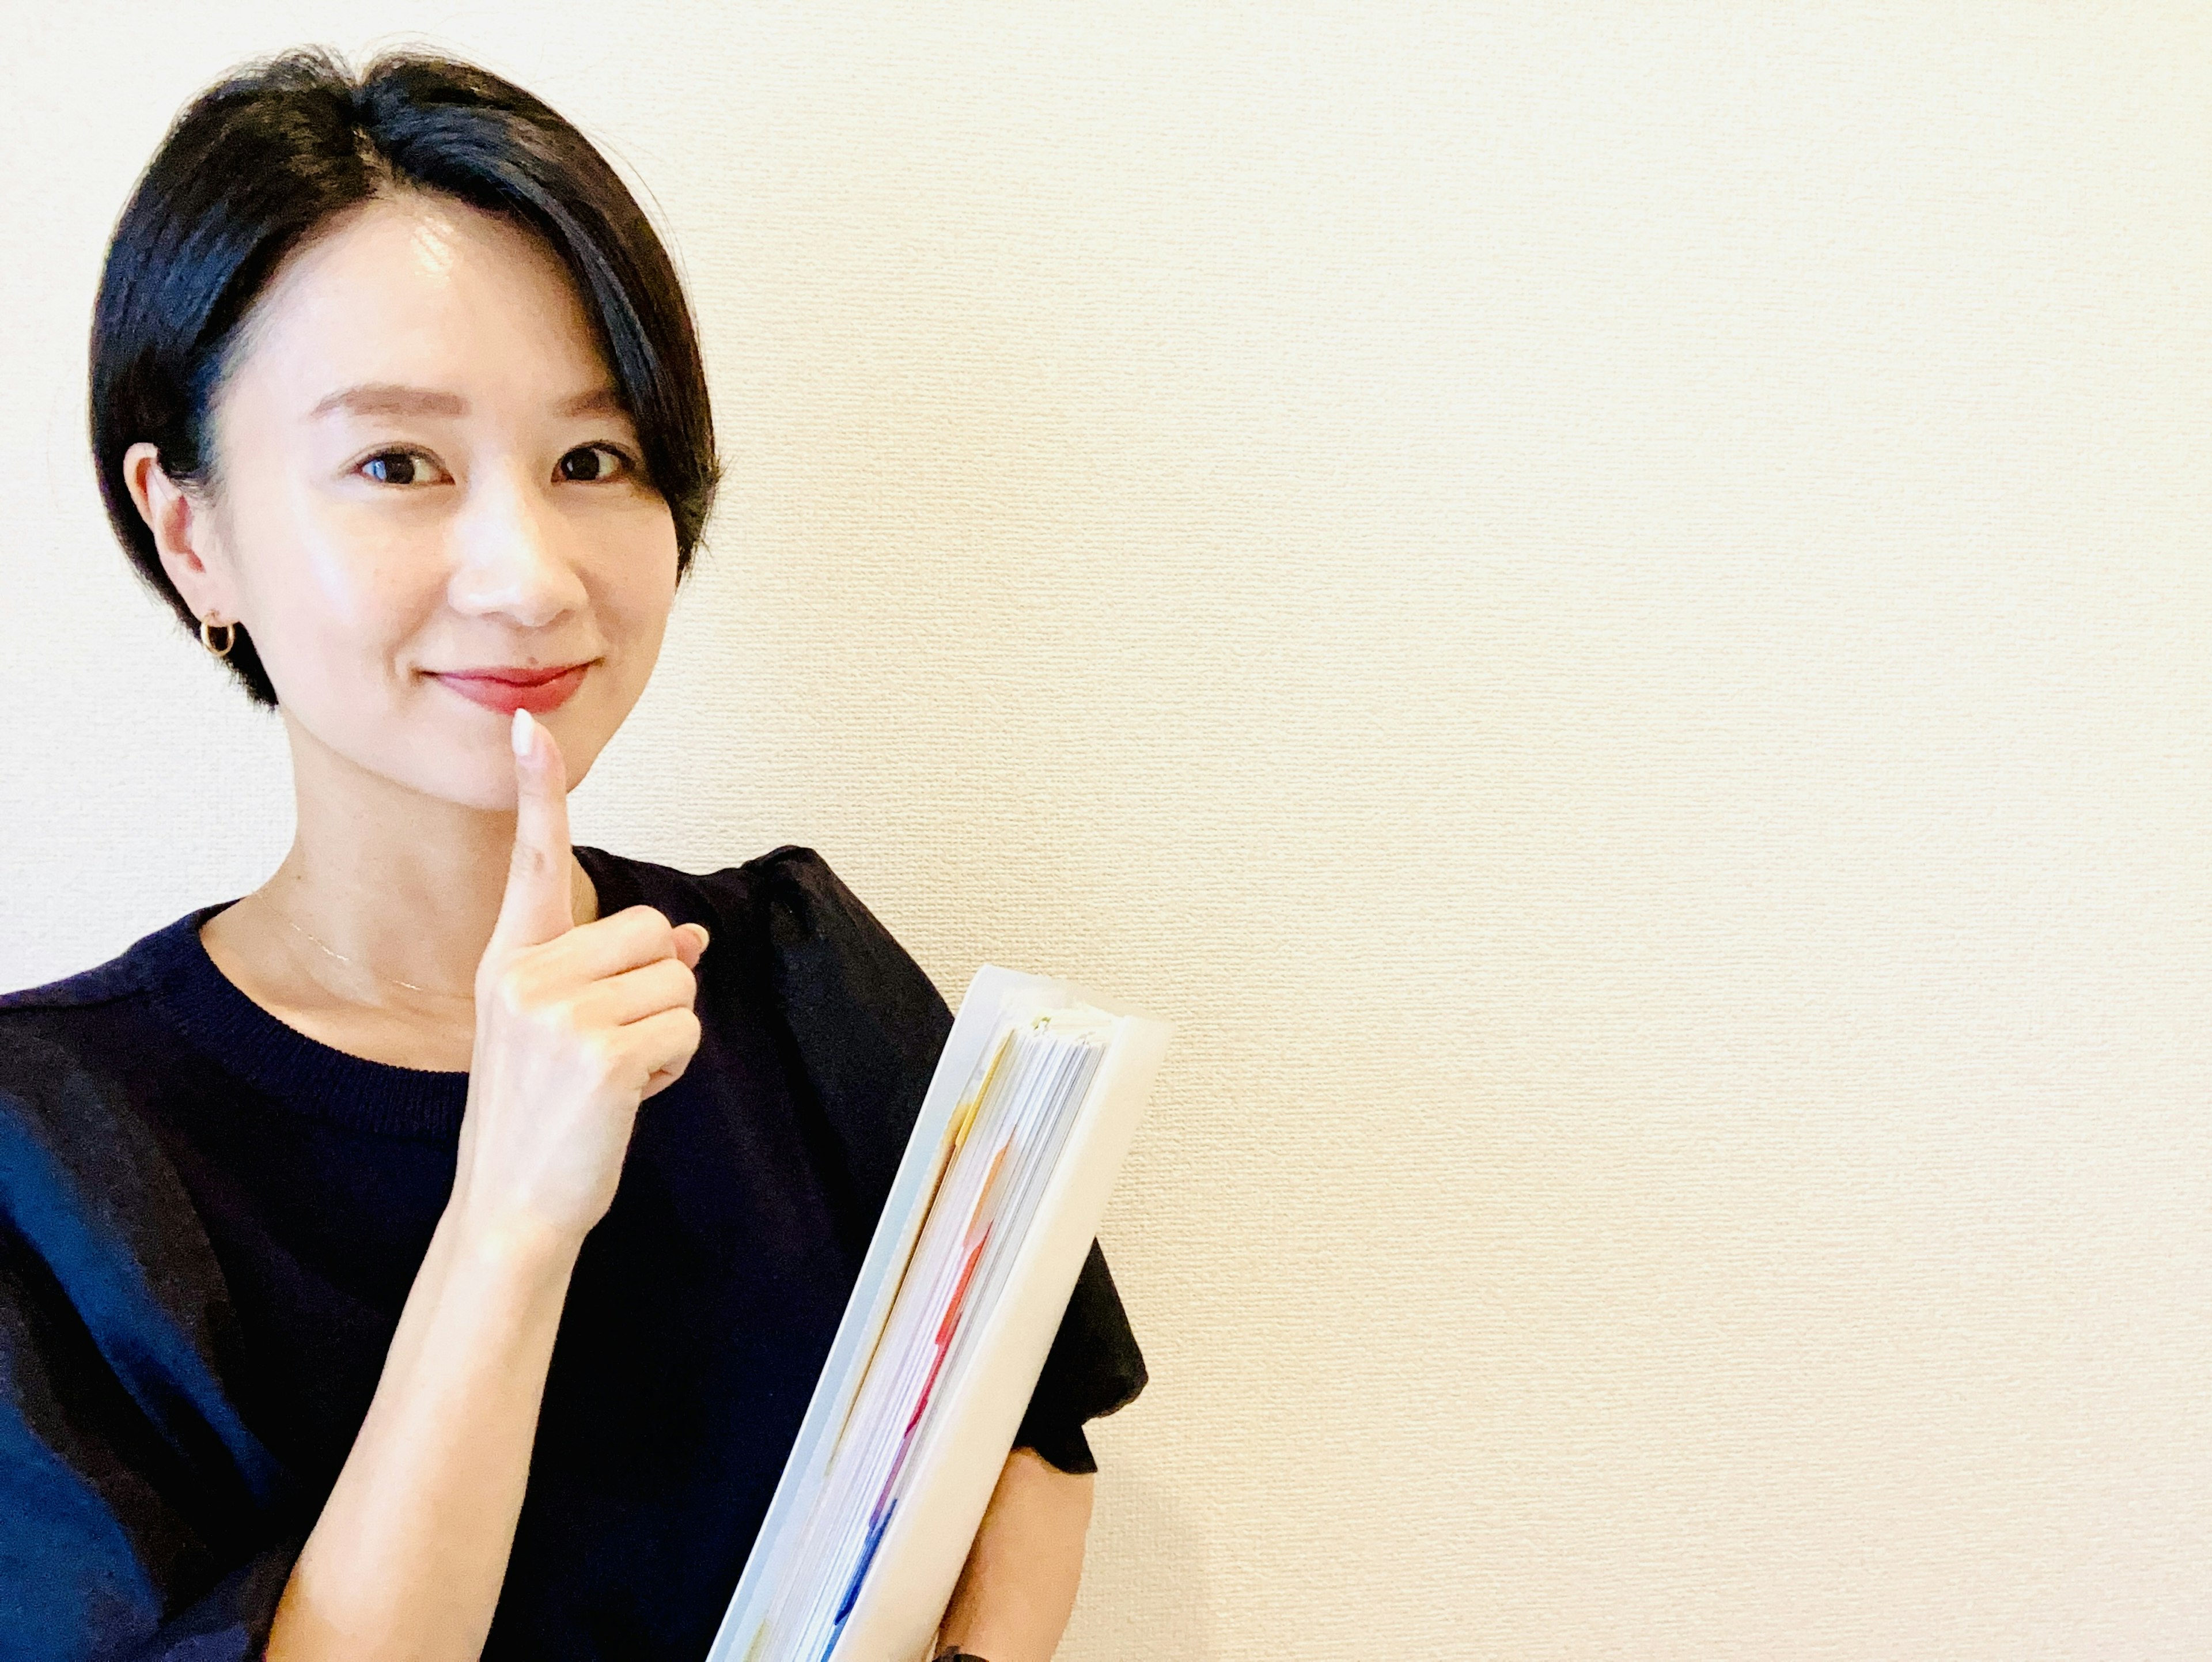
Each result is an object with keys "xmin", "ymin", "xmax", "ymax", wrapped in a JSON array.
[
  {"xmin": 264, "ymin": 1210, "xmax": 578, "ymax": 1658},
  {"xmin": 267, "ymin": 713, "xmax": 705, "ymax": 1660},
  {"xmin": 934, "ymin": 1449, "xmax": 1097, "ymax": 1662}
]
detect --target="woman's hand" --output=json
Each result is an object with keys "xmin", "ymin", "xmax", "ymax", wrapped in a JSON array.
[{"xmin": 451, "ymin": 708, "xmax": 707, "ymax": 1248}]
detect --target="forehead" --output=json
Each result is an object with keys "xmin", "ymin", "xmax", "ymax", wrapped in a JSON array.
[{"xmin": 225, "ymin": 191, "xmax": 614, "ymax": 415}]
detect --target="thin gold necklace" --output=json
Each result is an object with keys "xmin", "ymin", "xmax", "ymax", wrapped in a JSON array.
[{"xmin": 279, "ymin": 913, "xmax": 475, "ymax": 1001}]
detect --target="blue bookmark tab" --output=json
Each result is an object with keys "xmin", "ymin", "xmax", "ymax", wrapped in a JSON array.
[{"xmin": 831, "ymin": 1497, "xmax": 898, "ymax": 1633}]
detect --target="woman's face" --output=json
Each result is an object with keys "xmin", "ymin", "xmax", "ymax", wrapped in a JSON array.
[{"xmin": 172, "ymin": 191, "xmax": 679, "ymax": 809}]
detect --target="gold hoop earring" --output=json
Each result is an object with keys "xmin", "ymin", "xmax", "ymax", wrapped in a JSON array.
[{"xmin": 199, "ymin": 617, "xmax": 236, "ymax": 659}]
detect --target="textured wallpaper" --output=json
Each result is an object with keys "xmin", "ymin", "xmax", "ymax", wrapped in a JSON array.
[{"xmin": 3, "ymin": 4, "xmax": 2209, "ymax": 1656}]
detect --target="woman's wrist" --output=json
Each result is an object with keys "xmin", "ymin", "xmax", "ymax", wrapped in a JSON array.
[{"xmin": 443, "ymin": 1187, "xmax": 587, "ymax": 1281}]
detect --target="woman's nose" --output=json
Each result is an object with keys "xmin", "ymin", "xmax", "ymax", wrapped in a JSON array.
[{"xmin": 446, "ymin": 465, "xmax": 590, "ymax": 627}]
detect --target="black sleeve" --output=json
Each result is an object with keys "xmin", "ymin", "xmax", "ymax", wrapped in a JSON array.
[
  {"xmin": 1007, "ymin": 1240, "xmax": 1148, "ymax": 1475},
  {"xmin": 0, "ymin": 1228, "xmax": 298, "ymax": 1661},
  {"xmin": 0, "ymin": 1039, "xmax": 299, "ymax": 1662},
  {"xmin": 741, "ymin": 846, "xmax": 1148, "ymax": 1475}
]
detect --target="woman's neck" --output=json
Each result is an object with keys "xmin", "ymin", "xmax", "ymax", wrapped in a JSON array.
[
  {"xmin": 197, "ymin": 715, "xmax": 598, "ymax": 1070},
  {"xmin": 248, "ymin": 832, "xmax": 596, "ymax": 998}
]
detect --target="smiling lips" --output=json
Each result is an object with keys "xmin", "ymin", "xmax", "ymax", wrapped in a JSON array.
[{"xmin": 430, "ymin": 662, "xmax": 591, "ymax": 715}]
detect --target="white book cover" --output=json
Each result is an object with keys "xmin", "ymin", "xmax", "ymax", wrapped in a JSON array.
[{"xmin": 706, "ymin": 965, "xmax": 1171, "ymax": 1662}]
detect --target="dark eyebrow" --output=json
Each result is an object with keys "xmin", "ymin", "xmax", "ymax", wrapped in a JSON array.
[
  {"xmin": 555, "ymin": 387, "xmax": 627, "ymax": 419},
  {"xmin": 310, "ymin": 384, "xmax": 468, "ymax": 421},
  {"xmin": 308, "ymin": 384, "xmax": 628, "ymax": 421}
]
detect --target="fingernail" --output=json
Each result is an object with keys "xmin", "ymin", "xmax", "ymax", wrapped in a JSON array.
[
  {"xmin": 512, "ymin": 708, "xmax": 533, "ymax": 758},
  {"xmin": 690, "ymin": 923, "xmax": 713, "ymax": 953}
]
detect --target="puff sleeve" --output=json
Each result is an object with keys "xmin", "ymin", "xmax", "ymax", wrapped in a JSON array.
[{"xmin": 0, "ymin": 1035, "xmax": 297, "ymax": 1661}]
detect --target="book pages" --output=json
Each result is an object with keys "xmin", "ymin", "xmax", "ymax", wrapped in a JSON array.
[{"xmin": 707, "ymin": 966, "xmax": 1169, "ymax": 1662}]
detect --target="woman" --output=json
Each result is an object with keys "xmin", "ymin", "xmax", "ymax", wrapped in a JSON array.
[{"xmin": 0, "ymin": 47, "xmax": 1143, "ymax": 1662}]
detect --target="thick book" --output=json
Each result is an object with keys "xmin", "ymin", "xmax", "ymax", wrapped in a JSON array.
[{"xmin": 706, "ymin": 964, "xmax": 1171, "ymax": 1662}]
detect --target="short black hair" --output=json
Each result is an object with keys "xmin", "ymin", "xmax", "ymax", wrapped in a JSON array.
[{"xmin": 89, "ymin": 47, "xmax": 721, "ymax": 706}]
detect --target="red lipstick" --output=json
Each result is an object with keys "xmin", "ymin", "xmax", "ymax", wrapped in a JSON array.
[{"xmin": 430, "ymin": 662, "xmax": 590, "ymax": 715}]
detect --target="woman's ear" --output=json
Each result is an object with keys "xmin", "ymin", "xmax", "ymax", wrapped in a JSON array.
[{"xmin": 123, "ymin": 440, "xmax": 236, "ymax": 625}]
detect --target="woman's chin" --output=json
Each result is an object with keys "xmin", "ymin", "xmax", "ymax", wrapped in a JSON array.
[
  {"xmin": 291, "ymin": 727, "xmax": 597, "ymax": 815},
  {"xmin": 279, "ymin": 680, "xmax": 624, "ymax": 813}
]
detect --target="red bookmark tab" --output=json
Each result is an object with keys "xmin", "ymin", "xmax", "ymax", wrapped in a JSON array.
[{"xmin": 935, "ymin": 1227, "xmax": 993, "ymax": 1349}]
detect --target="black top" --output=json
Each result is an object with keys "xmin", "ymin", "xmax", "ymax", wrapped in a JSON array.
[{"xmin": 0, "ymin": 846, "xmax": 1145, "ymax": 1661}]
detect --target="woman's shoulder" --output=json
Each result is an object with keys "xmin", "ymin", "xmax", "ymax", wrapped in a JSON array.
[
  {"xmin": 577, "ymin": 843, "xmax": 937, "ymax": 991},
  {"xmin": 0, "ymin": 930, "xmax": 168, "ymax": 1013},
  {"xmin": 2, "ymin": 898, "xmax": 221, "ymax": 1008},
  {"xmin": 0, "ymin": 916, "xmax": 225, "ymax": 1293},
  {"xmin": 0, "ymin": 911, "xmax": 208, "ymax": 1099},
  {"xmin": 580, "ymin": 845, "xmax": 953, "ymax": 1225}
]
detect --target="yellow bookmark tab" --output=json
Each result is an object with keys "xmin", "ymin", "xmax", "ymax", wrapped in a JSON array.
[{"xmin": 952, "ymin": 1027, "xmax": 1014, "ymax": 1152}]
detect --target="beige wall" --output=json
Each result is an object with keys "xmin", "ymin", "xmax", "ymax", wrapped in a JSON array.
[{"xmin": 5, "ymin": 3, "xmax": 2209, "ymax": 1655}]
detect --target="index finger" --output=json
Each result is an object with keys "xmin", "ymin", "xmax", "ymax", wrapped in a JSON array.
[{"xmin": 487, "ymin": 708, "xmax": 576, "ymax": 954}]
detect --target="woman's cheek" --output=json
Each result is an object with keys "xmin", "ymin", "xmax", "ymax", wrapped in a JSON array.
[{"xmin": 283, "ymin": 540, "xmax": 427, "ymax": 701}]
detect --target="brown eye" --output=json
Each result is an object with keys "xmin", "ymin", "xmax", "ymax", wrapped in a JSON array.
[
  {"xmin": 558, "ymin": 444, "xmax": 628, "ymax": 483},
  {"xmin": 362, "ymin": 451, "xmax": 425, "ymax": 486}
]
